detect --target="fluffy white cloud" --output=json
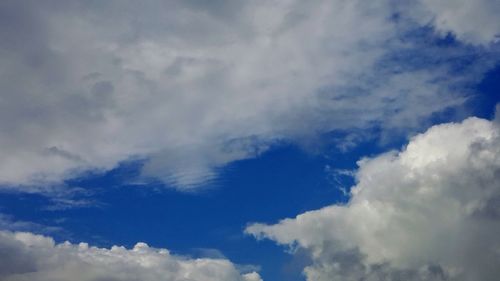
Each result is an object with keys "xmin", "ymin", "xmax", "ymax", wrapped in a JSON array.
[
  {"xmin": 0, "ymin": 0, "xmax": 497, "ymax": 190},
  {"xmin": 0, "ymin": 230, "xmax": 261, "ymax": 281},
  {"xmin": 247, "ymin": 115, "xmax": 500, "ymax": 280}
]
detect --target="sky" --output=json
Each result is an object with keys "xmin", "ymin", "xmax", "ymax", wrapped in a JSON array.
[{"xmin": 0, "ymin": 1, "xmax": 499, "ymax": 281}]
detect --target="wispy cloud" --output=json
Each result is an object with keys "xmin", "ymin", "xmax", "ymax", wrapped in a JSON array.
[{"xmin": 0, "ymin": 214, "xmax": 62, "ymax": 235}]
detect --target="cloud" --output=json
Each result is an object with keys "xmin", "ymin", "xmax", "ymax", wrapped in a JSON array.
[
  {"xmin": 0, "ymin": 0, "xmax": 498, "ymax": 190},
  {"xmin": 0, "ymin": 230, "xmax": 261, "ymax": 281},
  {"xmin": 0, "ymin": 214, "xmax": 62, "ymax": 235},
  {"xmin": 412, "ymin": 0, "xmax": 500, "ymax": 45},
  {"xmin": 247, "ymin": 115, "xmax": 500, "ymax": 280}
]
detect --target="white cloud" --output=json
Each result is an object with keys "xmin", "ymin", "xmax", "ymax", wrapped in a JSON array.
[
  {"xmin": 247, "ymin": 116, "xmax": 500, "ymax": 280},
  {"xmin": 414, "ymin": 0, "xmax": 500, "ymax": 45},
  {"xmin": 0, "ymin": 0, "xmax": 497, "ymax": 190},
  {"xmin": 0, "ymin": 230, "xmax": 261, "ymax": 281}
]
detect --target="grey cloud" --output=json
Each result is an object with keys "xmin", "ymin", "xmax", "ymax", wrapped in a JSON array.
[
  {"xmin": 0, "ymin": 0, "xmax": 498, "ymax": 190},
  {"xmin": 0, "ymin": 237, "xmax": 38, "ymax": 279},
  {"xmin": 45, "ymin": 146, "xmax": 86, "ymax": 163}
]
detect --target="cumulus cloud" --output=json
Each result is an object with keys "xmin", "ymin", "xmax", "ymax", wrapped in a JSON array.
[
  {"xmin": 0, "ymin": 230, "xmax": 261, "ymax": 281},
  {"xmin": 247, "ymin": 116, "xmax": 500, "ymax": 280},
  {"xmin": 0, "ymin": 0, "xmax": 498, "ymax": 190}
]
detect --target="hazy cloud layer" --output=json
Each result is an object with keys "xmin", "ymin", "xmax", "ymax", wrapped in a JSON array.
[
  {"xmin": 0, "ymin": 0, "xmax": 498, "ymax": 190},
  {"xmin": 0, "ymin": 230, "xmax": 261, "ymax": 281},
  {"xmin": 247, "ymin": 115, "xmax": 500, "ymax": 280}
]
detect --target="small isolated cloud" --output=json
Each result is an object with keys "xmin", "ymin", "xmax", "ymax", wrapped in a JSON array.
[
  {"xmin": 0, "ymin": 230, "xmax": 261, "ymax": 281},
  {"xmin": 247, "ymin": 116, "xmax": 500, "ymax": 280}
]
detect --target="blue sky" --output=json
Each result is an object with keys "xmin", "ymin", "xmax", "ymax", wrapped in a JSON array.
[
  {"xmin": 0, "ymin": 142, "xmax": 356, "ymax": 280},
  {"xmin": 1, "ymin": 67, "xmax": 498, "ymax": 280},
  {"xmin": 0, "ymin": 1, "xmax": 499, "ymax": 281}
]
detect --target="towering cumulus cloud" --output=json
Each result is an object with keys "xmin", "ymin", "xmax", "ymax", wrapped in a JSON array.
[
  {"xmin": 247, "ymin": 115, "xmax": 500, "ymax": 280},
  {"xmin": 0, "ymin": 0, "xmax": 498, "ymax": 190},
  {"xmin": 0, "ymin": 231, "xmax": 261, "ymax": 281}
]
